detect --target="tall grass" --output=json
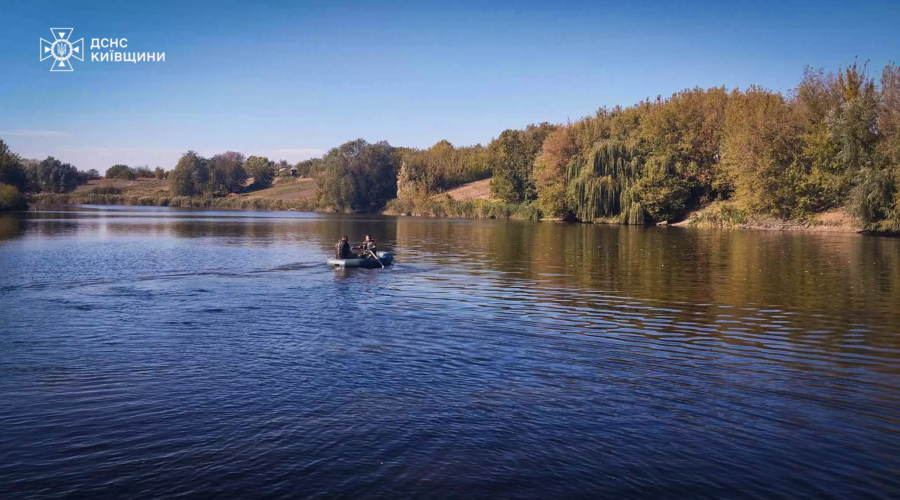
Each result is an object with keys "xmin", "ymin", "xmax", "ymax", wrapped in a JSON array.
[
  {"xmin": 385, "ymin": 194, "xmax": 540, "ymax": 220},
  {"xmin": 682, "ymin": 203, "xmax": 749, "ymax": 227},
  {"xmin": 30, "ymin": 193, "xmax": 318, "ymax": 212}
]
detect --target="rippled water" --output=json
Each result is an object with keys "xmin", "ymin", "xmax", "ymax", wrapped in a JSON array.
[{"xmin": 1, "ymin": 206, "xmax": 900, "ymax": 499}]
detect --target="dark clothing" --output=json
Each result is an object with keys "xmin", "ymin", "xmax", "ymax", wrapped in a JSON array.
[
  {"xmin": 358, "ymin": 240, "xmax": 377, "ymax": 254},
  {"xmin": 335, "ymin": 241, "xmax": 352, "ymax": 259}
]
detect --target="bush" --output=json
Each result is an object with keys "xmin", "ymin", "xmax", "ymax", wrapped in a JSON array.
[
  {"xmin": 0, "ymin": 183, "xmax": 26, "ymax": 211},
  {"xmin": 134, "ymin": 166, "xmax": 154, "ymax": 178},
  {"xmin": 106, "ymin": 164, "xmax": 137, "ymax": 180},
  {"xmin": 684, "ymin": 202, "xmax": 749, "ymax": 227},
  {"xmin": 385, "ymin": 194, "xmax": 540, "ymax": 220},
  {"xmin": 89, "ymin": 186, "xmax": 123, "ymax": 195}
]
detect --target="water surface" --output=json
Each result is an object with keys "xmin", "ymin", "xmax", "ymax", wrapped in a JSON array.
[{"xmin": 2, "ymin": 206, "xmax": 900, "ymax": 499}]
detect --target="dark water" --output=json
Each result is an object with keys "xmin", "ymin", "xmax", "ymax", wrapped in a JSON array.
[{"xmin": 2, "ymin": 206, "xmax": 900, "ymax": 499}]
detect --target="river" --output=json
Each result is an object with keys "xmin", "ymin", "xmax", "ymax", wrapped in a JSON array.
[{"xmin": 1, "ymin": 206, "xmax": 899, "ymax": 499}]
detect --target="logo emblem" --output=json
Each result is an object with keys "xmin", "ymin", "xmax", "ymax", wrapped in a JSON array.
[{"xmin": 40, "ymin": 28, "xmax": 84, "ymax": 72}]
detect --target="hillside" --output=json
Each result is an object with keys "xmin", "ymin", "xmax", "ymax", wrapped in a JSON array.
[
  {"xmin": 242, "ymin": 177, "xmax": 317, "ymax": 200},
  {"xmin": 74, "ymin": 176, "xmax": 317, "ymax": 201},
  {"xmin": 442, "ymin": 178, "xmax": 493, "ymax": 201},
  {"xmin": 75, "ymin": 178, "xmax": 170, "ymax": 196}
]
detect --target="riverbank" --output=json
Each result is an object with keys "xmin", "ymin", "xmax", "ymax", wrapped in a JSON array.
[
  {"xmin": 29, "ymin": 176, "xmax": 320, "ymax": 211},
  {"xmin": 672, "ymin": 202, "xmax": 872, "ymax": 234},
  {"xmin": 27, "ymin": 178, "xmax": 896, "ymax": 234},
  {"xmin": 30, "ymin": 192, "xmax": 318, "ymax": 212}
]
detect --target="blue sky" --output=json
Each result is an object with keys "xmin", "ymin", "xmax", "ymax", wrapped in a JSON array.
[{"xmin": 0, "ymin": 0, "xmax": 897, "ymax": 172}]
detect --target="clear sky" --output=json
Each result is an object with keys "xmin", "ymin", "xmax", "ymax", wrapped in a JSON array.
[{"xmin": 0, "ymin": 0, "xmax": 897, "ymax": 172}]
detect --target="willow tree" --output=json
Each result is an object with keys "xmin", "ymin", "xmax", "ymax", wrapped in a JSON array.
[{"xmin": 566, "ymin": 140, "xmax": 644, "ymax": 223}]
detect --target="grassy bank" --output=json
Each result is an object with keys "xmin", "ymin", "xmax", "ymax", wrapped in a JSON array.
[
  {"xmin": 25, "ymin": 178, "xmax": 897, "ymax": 234},
  {"xmin": 384, "ymin": 194, "xmax": 540, "ymax": 220},
  {"xmin": 672, "ymin": 202, "xmax": 879, "ymax": 233},
  {"xmin": 27, "ymin": 176, "xmax": 320, "ymax": 211},
  {"xmin": 30, "ymin": 192, "xmax": 317, "ymax": 211},
  {"xmin": 34, "ymin": 178, "xmax": 542, "ymax": 221}
]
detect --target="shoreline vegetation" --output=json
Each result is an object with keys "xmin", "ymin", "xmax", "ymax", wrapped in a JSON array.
[
  {"xmin": 3, "ymin": 61, "xmax": 899, "ymax": 235},
  {"xmin": 25, "ymin": 184, "xmax": 866, "ymax": 234}
]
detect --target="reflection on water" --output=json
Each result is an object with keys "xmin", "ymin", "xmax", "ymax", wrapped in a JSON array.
[{"xmin": 1, "ymin": 206, "xmax": 899, "ymax": 499}]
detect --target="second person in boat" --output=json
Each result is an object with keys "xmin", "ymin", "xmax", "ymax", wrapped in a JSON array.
[{"xmin": 335, "ymin": 235, "xmax": 352, "ymax": 259}]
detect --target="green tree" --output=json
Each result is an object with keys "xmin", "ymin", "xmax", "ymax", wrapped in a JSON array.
[
  {"xmin": 169, "ymin": 151, "xmax": 208, "ymax": 196},
  {"xmin": 489, "ymin": 123, "xmax": 556, "ymax": 203},
  {"xmin": 295, "ymin": 158, "xmax": 323, "ymax": 178},
  {"xmin": 0, "ymin": 139, "xmax": 28, "ymax": 192},
  {"xmin": 0, "ymin": 183, "xmax": 26, "ymax": 211},
  {"xmin": 36, "ymin": 157, "xmax": 80, "ymax": 193},
  {"xmin": 245, "ymin": 156, "xmax": 275, "ymax": 189},
  {"xmin": 207, "ymin": 152, "xmax": 247, "ymax": 195},
  {"xmin": 794, "ymin": 66, "xmax": 848, "ymax": 211},
  {"xmin": 637, "ymin": 87, "xmax": 729, "ymax": 201},
  {"xmin": 879, "ymin": 63, "xmax": 900, "ymax": 228},
  {"xmin": 721, "ymin": 87, "xmax": 806, "ymax": 216},
  {"xmin": 629, "ymin": 156, "xmax": 692, "ymax": 222},
  {"xmin": 134, "ymin": 165, "xmax": 154, "ymax": 178},
  {"xmin": 881, "ymin": 63, "xmax": 900, "ymax": 168},
  {"xmin": 828, "ymin": 63, "xmax": 893, "ymax": 225},
  {"xmin": 397, "ymin": 141, "xmax": 491, "ymax": 196},
  {"xmin": 20, "ymin": 159, "xmax": 41, "ymax": 193},
  {"xmin": 317, "ymin": 139, "xmax": 399, "ymax": 212},
  {"xmin": 534, "ymin": 125, "xmax": 579, "ymax": 218},
  {"xmin": 106, "ymin": 164, "xmax": 137, "ymax": 180},
  {"xmin": 566, "ymin": 140, "xmax": 643, "ymax": 222}
]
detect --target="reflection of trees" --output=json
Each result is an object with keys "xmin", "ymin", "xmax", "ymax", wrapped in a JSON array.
[
  {"xmin": 27, "ymin": 219, "xmax": 82, "ymax": 237},
  {"xmin": 393, "ymin": 218, "xmax": 900, "ymax": 345},
  {"xmin": 0, "ymin": 215, "xmax": 23, "ymax": 241},
  {"xmin": 97, "ymin": 215, "xmax": 406, "ymax": 253},
  {"xmin": 6, "ymin": 209, "xmax": 900, "ymax": 355}
]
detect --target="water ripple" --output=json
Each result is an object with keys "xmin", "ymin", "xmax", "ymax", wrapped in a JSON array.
[{"xmin": 1, "ymin": 209, "xmax": 899, "ymax": 498}]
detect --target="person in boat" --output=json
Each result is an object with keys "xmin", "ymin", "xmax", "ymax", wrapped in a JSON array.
[
  {"xmin": 334, "ymin": 235, "xmax": 352, "ymax": 259},
  {"xmin": 354, "ymin": 234, "xmax": 377, "ymax": 257}
]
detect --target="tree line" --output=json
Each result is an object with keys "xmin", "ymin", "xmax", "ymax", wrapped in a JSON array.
[
  {"xmin": 530, "ymin": 62, "xmax": 899, "ymax": 231},
  {"xmin": 4, "ymin": 60, "xmax": 899, "ymax": 231},
  {"xmin": 0, "ymin": 141, "xmax": 100, "ymax": 210},
  {"xmin": 386, "ymin": 61, "xmax": 900, "ymax": 230}
]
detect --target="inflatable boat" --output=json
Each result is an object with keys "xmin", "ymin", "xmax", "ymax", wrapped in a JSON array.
[{"xmin": 328, "ymin": 251, "xmax": 394, "ymax": 269}]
